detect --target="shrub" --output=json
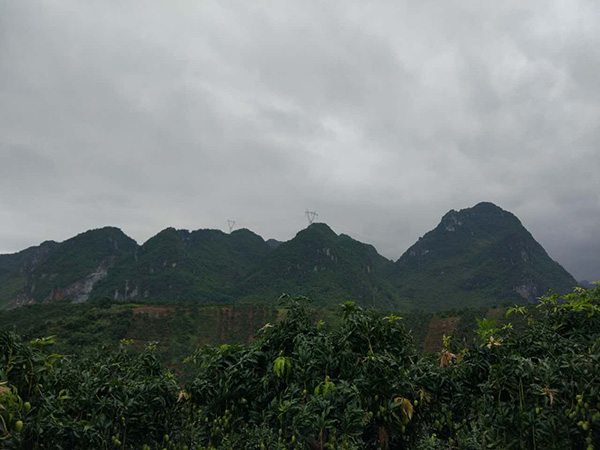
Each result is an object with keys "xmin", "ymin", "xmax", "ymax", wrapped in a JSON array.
[{"xmin": 0, "ymin": 286, "xmax": 598, "ymax": 449}]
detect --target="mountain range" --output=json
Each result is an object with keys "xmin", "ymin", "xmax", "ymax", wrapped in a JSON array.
[{"xmin": 0, "ymin": 202, "xmax": 578, "ymax": 311}]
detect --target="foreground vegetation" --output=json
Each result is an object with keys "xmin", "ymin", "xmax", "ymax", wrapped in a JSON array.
[
  {"xmin": 1, "ymin": 286, "xmax": 599, "ymax": 449},
  {"xmin": 0, "ymin": 298, "xmax": 445, "ymax": 362}
]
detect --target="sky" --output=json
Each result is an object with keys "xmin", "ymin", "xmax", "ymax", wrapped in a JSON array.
[{"xmin": 0, "ymin": 0, "xmax": 598, "ymax": 281}]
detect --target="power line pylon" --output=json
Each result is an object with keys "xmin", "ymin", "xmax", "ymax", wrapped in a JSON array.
[
  {"xmin": 305, "ymin": 209, "xmax": 318, "ymax": 225},
  {"xmin": 227, "ymin": 220, "xmax": 236, "ymax": 233}
]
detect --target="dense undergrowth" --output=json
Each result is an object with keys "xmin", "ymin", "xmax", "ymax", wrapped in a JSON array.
[{"xmin": 1, "ymin": 286, "xmax": 599, "ymax": 449}]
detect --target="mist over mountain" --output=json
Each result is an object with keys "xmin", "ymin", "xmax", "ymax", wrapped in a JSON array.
[{"xmin": 0, "ymin": 203, "xmax": 579, "ymax": 311}]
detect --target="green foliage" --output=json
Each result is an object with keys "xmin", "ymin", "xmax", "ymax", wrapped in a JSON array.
[
  {"xmin": 185, "ymin": 294, "xmax": 419, "ymax": 448},
  {"xmin": 0, "ymin": 331, "xmax": 185, "ymax": 449},
  {"xmin": 0, "ymin": 300, "xmax": 136, "ymax": 355},
  {"xmin": 0, "ymin": 285, "xmax": 599, "ymax": 448},
  {"xmin": 273, "ymin": 351, "xmax": 291, "ymax": 379},
  {"xmin": 0, "ymin": 301, "xmax": 280, "ymax": 374},
  {"xmin": 474, "ymin": 317, "xmax": 498, "ymax": 343}
]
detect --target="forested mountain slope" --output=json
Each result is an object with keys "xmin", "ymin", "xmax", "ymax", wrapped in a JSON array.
[
  {"xmin": 0, "ymin": 203, "xmax": 579, "ymax": 311},
  {"xmin": 238, "ymin": 223, "xmax": 405, "ymax": 309},
  {"xmin": 388, "ymin": 202, "xmax": 577, "ymax": 310}
]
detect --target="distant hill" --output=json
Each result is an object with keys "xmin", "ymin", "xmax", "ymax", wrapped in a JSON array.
[
  {"xmin": 237, "ymin": 223, "xmax": 405, "ymax": 309},
  {"xmin": 388, "ymin": 202, "xmax": 578, "ymax": 310},
  {"xmin": 0, "ymin": 226, "xmax": 274, "ymax": 308},
  {"xmin": 0, "ymin": 227, "xmax": 136, "ymax": 309},
  {"xmin": 0, "ymin": 202, "xmax": 579, "ymax": 311},
  {"xmin": 94, "ymin": 227, "xmax": 273, "ymax": 302}
]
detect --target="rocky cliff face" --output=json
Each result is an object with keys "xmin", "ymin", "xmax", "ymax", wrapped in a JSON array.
[{"xmin": 47, "ymin": 263, "xmax": 109, "ymax": 303}]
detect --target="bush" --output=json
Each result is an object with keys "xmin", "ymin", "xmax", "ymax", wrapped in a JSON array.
[{"xmin": 0, "ymin": 286, "xmax": 598, "ymax": 449}]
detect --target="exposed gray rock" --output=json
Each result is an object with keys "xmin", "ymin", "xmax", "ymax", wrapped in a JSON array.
[
  {"xmin": 515, "ymin": 281, "xmax": 539, "ymax": 303},
  {"xmin": 56, "ymin": 264, "xmax": 109, "ymax": 303}
]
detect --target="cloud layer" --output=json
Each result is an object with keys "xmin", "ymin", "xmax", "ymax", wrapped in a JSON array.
[{"xmin": 1, "ymin": 0, "xmax": 599, "ymax": 280}]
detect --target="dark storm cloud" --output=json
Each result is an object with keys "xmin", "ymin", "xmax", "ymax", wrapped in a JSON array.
[{"xmin": 0, "ymin": 0, "xmax": 598, "ymax": 280}]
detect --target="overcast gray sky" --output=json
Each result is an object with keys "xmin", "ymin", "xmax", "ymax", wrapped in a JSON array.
[{"xmin": 1, "ymin": 0, "xmax": 598, "ymax": 280}]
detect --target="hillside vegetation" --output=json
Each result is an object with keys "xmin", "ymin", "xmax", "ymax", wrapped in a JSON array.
[
  {"xmin": 390, "ymin": 202, "xmax": 577, "ymax": 310},
  {"xmin": 238, "ymin": 224, "xmax": 405, "ymax": 309},
  {"xmin": 0, "ymin": 203, "xmax": 580, "ymax": 312},
  {"xmin": 0, "ymin": 286, "xmax": 598, "ymax": 449},
  {"xmin": 0, "ymin": 297, "xmax": 452, "ymax": 366}
]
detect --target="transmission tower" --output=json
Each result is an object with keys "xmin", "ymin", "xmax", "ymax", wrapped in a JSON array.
[
  {"xmin": 227, "ymin": 220, "xmax": 236, "ymax": 233},
  {"xmin": 305, "ymin": 209, "xmax": 318, "ymax": 225}
]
